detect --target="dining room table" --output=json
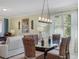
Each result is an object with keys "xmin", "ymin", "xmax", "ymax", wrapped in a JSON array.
[{"xmin": 35, "ymin": 40, "xmax": 58, "ymax": 59}]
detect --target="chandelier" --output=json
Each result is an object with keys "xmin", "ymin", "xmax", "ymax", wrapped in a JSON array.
[{"xmin": 38, "ymin": 0, "xmax": 52, "ymax": 24}]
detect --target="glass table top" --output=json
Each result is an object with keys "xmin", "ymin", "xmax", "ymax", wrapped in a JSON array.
[{"xmin": 36, "ymin": 42, "xmax": 58, "ymax": 48}]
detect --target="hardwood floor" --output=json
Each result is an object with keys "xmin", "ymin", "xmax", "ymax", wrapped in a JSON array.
[{"xmin": 0, "ymin": 53, "xmax": 78, "ymax": 59}]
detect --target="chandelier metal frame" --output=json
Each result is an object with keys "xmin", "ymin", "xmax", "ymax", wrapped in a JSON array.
[{"xmin": 38, "ymin": 0, "xmax": 52, "ymax": 24}]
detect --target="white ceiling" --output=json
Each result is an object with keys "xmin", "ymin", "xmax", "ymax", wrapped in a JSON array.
[{"xmin": 0, "ymin": 0, "xmax": 78, "ymax": 16}]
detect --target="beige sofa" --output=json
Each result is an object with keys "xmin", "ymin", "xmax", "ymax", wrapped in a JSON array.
[{"xmin": 0, "ymin": 35, "xmax": 24, "ymax": 59}]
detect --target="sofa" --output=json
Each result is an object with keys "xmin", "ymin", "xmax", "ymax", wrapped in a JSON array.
[{"xmin": 0, "ymin": 35, "xmax": 24, "ymax": 59}]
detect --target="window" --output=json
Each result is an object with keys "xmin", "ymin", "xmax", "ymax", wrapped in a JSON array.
[
  {"xmin": 64, "ymin": 15, "xmax": 71, "ymax": 36},
  {"xmin": 54, "ymin": 14, "xmax": 71, "ymax": 37},
  {"xmin": 54, "ymin": 16, "xmax": 63, "ymax": 36}
]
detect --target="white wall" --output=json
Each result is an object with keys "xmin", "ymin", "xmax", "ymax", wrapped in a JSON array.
[
  {"xmin": 70, "ymin": 11, "xmax": 78, "ymax": 54},
  {"xmin": 8, "ymin": 15, "xmax": 50, "ymax": 36},
  {"xmin": 49, "ymin": 16, "xmax": 55, "ymax": 36}
]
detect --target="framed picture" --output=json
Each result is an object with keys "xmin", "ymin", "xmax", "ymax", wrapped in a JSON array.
[
  {"xmin": 22, "ymin": 18, "xmax": 29, "ymax": 33},
  {"xmin": 18, "ymin": 21, "xmax": 20, "ymax": 29},
  {"xmin": 31, "ymin": 20, "xmax": 34, "ymax": 29}
]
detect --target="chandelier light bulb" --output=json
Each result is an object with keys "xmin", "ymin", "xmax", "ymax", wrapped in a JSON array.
[
  {"xmin": 42, "ymin": 17, "xmax": 44, "ymax": 21},
  {"xmin": 39, "ymin": 17, "xmax": 41, "ymax": 20},
  {"xmin": 45, "ymin": 18, "xmax": 47, "ymax": 21},
  {"xmin": 47, "ymin": 19, "xmax": 50, "ymax": 22},
  {"xmin": 50, "ymin": 20, "xmax": 52, "ymax": 22},
  {"xmin": 2, "ymin": 9, "xmax": 7, "ymax": 11}
]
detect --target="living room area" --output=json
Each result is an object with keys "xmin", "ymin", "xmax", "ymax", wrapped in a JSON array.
[{"xmin": 0, "ymin": 0, "xmax": 78, "ymax": 59}]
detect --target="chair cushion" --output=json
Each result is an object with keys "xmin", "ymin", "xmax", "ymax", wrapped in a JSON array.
[
  {"xmin": 48, "ymin": 49, "xmax": 59, "ymax": 55},
  {"xmin": 35, "ymin": 51, "xmax": 44, "ymax": 57},
  {"xmin": 25, "ymin": 51, "xmax": 44, "ymax": 59},
  {"xmin": 55, "ymin": 46, "xmax": 60, "ymax": 50}
]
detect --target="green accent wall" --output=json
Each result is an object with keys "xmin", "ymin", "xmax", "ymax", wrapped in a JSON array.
[{"xmin": 4, "ymin": 18, "xmax": 8, "ymax": 33}]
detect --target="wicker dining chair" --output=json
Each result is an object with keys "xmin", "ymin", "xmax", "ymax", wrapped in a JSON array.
[
  {"xmin": 52, "ymin": 36, "xmax": 71, "ymax": 59},
  {"xmin": 52, "ymin": 34, "xmax": 60, "ymax": 44},
  {"xmin": 66, "ymin": 37, "xmax": 71, "ymax": 59},
  {"xmin": 33, "ymin": 35, "xmax": 39, "ymax": 44},
  {"xmin": 22, "ymin": 37, "xmax": 43, "ymax": 59},
  {"xmin": 48, "ymin": 37, "xmax": 68, "ymax": 59},
  {"xmin": 24, "ymin": 34, "xmax": 39, "ymax": 44}
]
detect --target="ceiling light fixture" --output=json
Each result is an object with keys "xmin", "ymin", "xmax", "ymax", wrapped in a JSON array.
[
  {"xmin": 2, "ymin": 9, "xmax": 7, "ymax": 11},
  {"xmin": 38, "ymin": 0, "xmax": 52, "ymax": 24}
]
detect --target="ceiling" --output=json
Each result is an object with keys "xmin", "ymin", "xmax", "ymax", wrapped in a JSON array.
[{"xmin": 0, "ymin": 0, "xmax": 78, "ymax": 16}]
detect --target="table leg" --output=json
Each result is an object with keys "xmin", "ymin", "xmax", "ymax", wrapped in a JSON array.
[{"xmin": 44, "ymin": 51, "xmax": 47, "ymax": 59}]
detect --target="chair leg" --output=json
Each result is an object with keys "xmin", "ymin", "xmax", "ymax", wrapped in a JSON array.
[
  {"xmin": 68, "ymin": 53, "xmax": 70, "ymax": 59},
  {"xmin": 0, "ymin": 57, "xmax": 9, "ymax": 59},
  {"xmin": 24, "ymin": 56, "xmax": 35, "ymax": 59},
  {"xmin": 66, "ymin": 53, "xmax": 70, "ymax": 59}
]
